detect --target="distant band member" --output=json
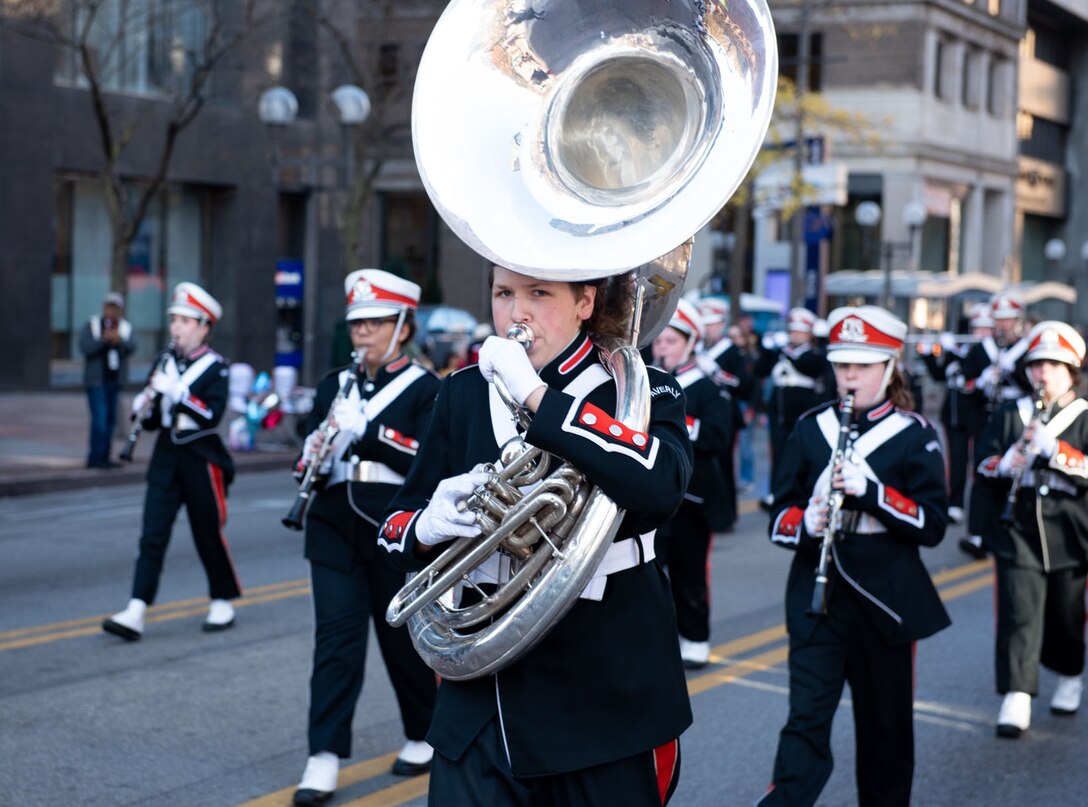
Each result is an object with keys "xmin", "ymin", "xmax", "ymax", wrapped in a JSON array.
[
  {"xmin": 380, "ymin": 266, "xmax": 693, "ymax": 806},
  {"xmin": 759, "ymin": 306, "xmax": 949, "ymax": 807},
  {"xmin": 653, "ymin": 299, "xmax": 735, "ymax": 668},
  {"xmin": 972, "ymin": 320, "xmax": 1088, "ymax": 738},
  {"xmin": 291, "ymin": 270, "xmax": 440, "ymax": 806},
  {"xmin": 103, "ymin": 283, "xmax": 238, "ymax": 640}
]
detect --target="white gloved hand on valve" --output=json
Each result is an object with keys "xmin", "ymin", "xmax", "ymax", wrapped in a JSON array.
[
  {"xmin": 804, "ymin": 495, "xmax": 828, "ymax": 538},
  {"xmin": 415, "ymin": 470, "xmax": 491, "ymax": 546},
  {"xmin": 478, "ymin": 335, "xmax": 546, "ymax": 406},
  {"xmin": 331, "ymin": 399, "xmax": 369, "ymax": 439},
  {"xmin": 1029, "ymin": 427, "xmax": 1057, "ymax": 459},
  {"xmin": 998, "ymin": 354, "xmax": 1017, "ymax": 374},
  {"xmin": 837, "ymin": 461, "xmax": 869, "ymax": 498},
  {"xmin": 131, "ymin": 391, "xmax": 149, "ymax": 418},
  {"xmin": 938, "ymin": 331, "xmax": 957, "ymax": 352},
  {"xmin": 998, "ymin": 444, "xmax": 1025, "ymax": 477},
  {"xmin": 150, "ymin": 373, "xmax": 185, "ymax": 406}
]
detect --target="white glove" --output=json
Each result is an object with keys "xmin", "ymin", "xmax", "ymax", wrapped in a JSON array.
[
  {"xmin": 1029, "ymin": 428, "xmax": 1057, "ymax": 459},
  {"xmin": 838, "ymin": 461, "xmax": 868, "ymax": 497},
  {"xmin": 150, "ymin": 373, "xmax": 186, "ymax": 406},
  {"xmin": 331, "ymin": 399, "xmax": 369, "ymax": 438},
  {"xmin": 131, "ymin": 391, "xmax": 149, "ymax": 418},
  {"xmin": 478, "ymin": 336, "xmax": 545, "ymax": 406},
  {"xmin": 978, "ymin": 366, "xmax": 1000, "ymax": 391},
  {"xmin": 761, "ymin": 333, "xmax": 776, "ymax": 350},
  {"xmin": 998, "ymin": 354, "xmax": 1017, "ymax": 374},
  {"xmin": 998, "ymin": 444, "xmax": 1025, "ymax": 477},
  {"xmin": 938, "ymin": 332, "xmax": 957, "ymax": 352},
  {"xmin": 774, "ymin": 331, "xmax": 790, "ymax": 348},
  {"xmin": 804, "ymin": 495, "xmax": 827, "ymax": 537},
  {"xmin": 301, "ymin": 430, "xmax": 324, "ymax": 464},
  {"xmin": 415, "ymin": 470, "xmax": 490, "ymax": 546}
]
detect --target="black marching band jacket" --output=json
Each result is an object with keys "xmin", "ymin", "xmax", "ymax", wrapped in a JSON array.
[
  {"xmin": 975, "ymin": 393, "xmax": 1088, "ymax": 570},
  {"xmin": 301, "ymin": 356, "xmax": 440, "ymax": 570},
  {"xmin": 769, "ymin": 400, "xmax": 951, "ymax": 644},
  {"xmin": 756, "ymin": 342, "xmax": 829, "ymax": 426},
  {"xmin": 962, "ymin": 335, "xmax": 1032, "ymax": 414},
  {"xmin": 142, "ymin": 345, "xmax": 234, "ymax": 484},
  {"xmin": 922, "ymin": 343, "xmax": 985, "ymax": 432},
  {"xmin": 672, "ymin": 358, "xmax": 735, "ymax": 531},
  {"xmin": 379, "ymin": 333, "xmax": 694, "ymax": 777}
]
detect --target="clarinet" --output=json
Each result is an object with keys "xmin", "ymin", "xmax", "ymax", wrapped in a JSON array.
[
  {"xmin": 808, "ymin": 391, "xmax": 856, "ymax": 616},
  {"xmin": 282, "ymin": 355, "xmax": 362, "ymax": 531},
  {"xmin": 119, "ymin": 338, "xmax": 178, "ymax": 462},
  {"xmin": 1000, "ymin": 382, "xmax": 1047, "ymax": 525}
]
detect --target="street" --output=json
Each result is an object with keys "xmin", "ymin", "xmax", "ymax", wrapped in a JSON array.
[{"xmin": 2, "ymin": 470, "xmax": 1087, "ymax": 806}]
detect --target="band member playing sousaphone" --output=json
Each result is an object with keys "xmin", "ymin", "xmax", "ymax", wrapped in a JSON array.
[
  {"xmin": 652, "ymin": 298, "xmax": 735, "ymax": 669},
  {"xmin": 972, "ymin": 320, "xmax": 1088, "ymax": 739},
  {"xmin": 759, "ymin": 306, "xmax": 949, "ymax": 807},
  {"xmin": 290, "ymin": 270, "xmax": 440, "ymax": 806},
  {"xmin": 960, "ymin": 292, "xmax": 1033, "ymax": 557}
]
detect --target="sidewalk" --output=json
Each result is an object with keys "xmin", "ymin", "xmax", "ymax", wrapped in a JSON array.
[{"xmin": 0, "ymin": 391, "xmax": 296, "ymax": 497}]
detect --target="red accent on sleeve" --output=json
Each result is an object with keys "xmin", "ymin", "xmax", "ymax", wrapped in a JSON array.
[
  {"xmin": 382, "ymin": 510, "xmax": 416, "ymax": 542},
  {"xmin": 1055, "ymin": 441, "xmax": 1087, "ymax": 469},
  {"xmin": 576, "ymin": 401, "xmax": 650, "ymax": 450},
  {"xmin": 381, "ymin": 426, "xmax": 420, "ymax": 452},
  {"xmin": 776, "ymin": 506, "xmax": 804, "ymax": 538},
  {"xmin": 883, "ymin": 486, "xmax": 919, "ymax": 517}
]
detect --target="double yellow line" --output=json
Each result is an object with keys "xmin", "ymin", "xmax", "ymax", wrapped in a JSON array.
[
  {"xmin": 0, "ymin": 579, "xmax": 311, "ymax": 653},
  {"xmin": 235, "ymin": 557, "xmax": 994, "ymax": 807}
]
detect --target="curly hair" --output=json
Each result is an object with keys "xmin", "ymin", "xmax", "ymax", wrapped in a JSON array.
[{"xmin": 886, "ymin": 364, "xmax": 915, "ymax": 411}]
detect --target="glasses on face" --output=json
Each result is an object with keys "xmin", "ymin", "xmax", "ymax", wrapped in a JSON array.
[{"xmin": 351, "ymin": 317, "xmax": 398, "ymax": 332}]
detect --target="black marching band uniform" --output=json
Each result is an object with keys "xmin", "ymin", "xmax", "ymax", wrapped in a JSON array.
[
  {"xmin": 656, "ymin": 300, "xmax": 735, "ymax": 668},
  {"xmin": 379, "ymin": 330, "xmax": 693, "ymax": 805},
  {"xmin": 760, "ymin": 306, "xmax": 949, "ymax": 807},
  {"xmin": 103, "ymin": 283, "xmax": 240, "ymax": 641},
  {"xmin": 293, "ymin": 270, "xmax": 440, "ymax": 805},
  {"xmin": 972, "ymin": 320, "xmax": 1088, "ymax": 736},
  {"xmin": 755, "ymin": 307, "xmax": 830, "ymax": 502}
]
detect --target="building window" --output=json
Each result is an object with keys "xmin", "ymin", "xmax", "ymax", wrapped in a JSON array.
[
  {"xmin": 1020, "ymin": 116, "xmax": 1068, "ymax": 163},
  {"xmin": 987, "ymin": 57, "xmax": 1008, "ymax": 116},
  {"xmin": 962, "ymin": 49, "xmax": 981, "ymax": 109},
  {"xmin": 52, "ymin": 180, "xmax": 75, "ymax": 361},
  {"xmin": 378, "ymin": 43, "xmax": 400, "ymax": 82},
  {"xmin": 934, "ymin": 39, "xmax": 948, "ymax": 99},
  {"xmin": 987, "ymin": 0, "xmax": 1002, "ymax": 16},
  {"xmin": 54, "ymin": 0, "xmax": 207, "ymax": 96},
  {"xmin": 777, "ymin": 32, "xmax": 823, "ymax": 92}
]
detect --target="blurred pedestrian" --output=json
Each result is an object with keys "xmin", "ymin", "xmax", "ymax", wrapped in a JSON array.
[
  {"xmin": 102, "ymin": 283, "xmax": 238, "ymax": 641},
  {"xmin": 291, "ymin": 270, "xmax": 440, "ymax": 806},
  {"xmin": 80, "ymin": 291, "xmax": 137, "ymax": 469}
]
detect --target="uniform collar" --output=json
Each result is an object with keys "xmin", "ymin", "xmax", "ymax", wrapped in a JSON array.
[
  {"xmin": 673, "ymin": 358, "xmax": 698, "ymax": 376},
  {"xmin": 855, "ymin": 398, "xmax": 895, "ymax": 427},
  {"xmin": 362, "ymin": 354, "xmax": 411, "ymax": 386},
  {"xmin": 178, "ymin": 343, "xmax": 210, "ymax": 367},
  {"xmin": 537, "ymin": 332, "xmax": 596, "ymax": 388}
]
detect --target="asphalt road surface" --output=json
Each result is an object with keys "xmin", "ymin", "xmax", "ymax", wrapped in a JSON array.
[{"xmin": 2, "ymin": 470, "xmax": 1087, "ymax": 806}]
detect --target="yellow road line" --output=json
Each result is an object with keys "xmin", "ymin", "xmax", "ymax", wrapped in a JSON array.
[
  {"xmin": 0, "ymin": 584, "xmax": 310, "ymax": 652},
  {"xmin": 938, "ymin": 572, "xmax": 993, "ymax": 601},
  {"xmin": 237, "ymin": 752, "xmax": 400, "ymax": 807}
]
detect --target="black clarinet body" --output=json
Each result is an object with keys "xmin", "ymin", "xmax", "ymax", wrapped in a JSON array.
[
  {"xmin": 1000, "ymin": 383, "xmax": 1047, "ymax": 525},
  {"xmin": 809, "ymin": 392, "xmax": 856, "ymax": 616}
]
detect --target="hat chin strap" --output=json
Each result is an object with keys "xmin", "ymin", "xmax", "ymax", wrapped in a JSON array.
[
  {"xmin": 876, "ymin": 357, "xmax": 896, "ymax": 401},
  {"xmin": 378, "ymin": 309, "xmax": 409, "ymax": 365}
]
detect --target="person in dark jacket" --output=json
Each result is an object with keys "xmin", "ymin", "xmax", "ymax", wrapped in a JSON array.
[
  {"xmin": 379, "ymin": 266, "xmax": 693, "ymax": 806},
  {"xmin": 653, "ymin": 299, "xmax": 735, "ymax": 668},
  {"xmin": 290, "ymin": 270, "xmax": 441, "ymax": 806},
  {"xmin": 972, "ymin": 320, "xmax": 1088, "ymax": 738},
  {"xmin": 80, "ymin": 291, "xmax": 138, "ymax": 468},
  {"xmin": 758, "ymin": 305, "xmax": 950, "ymax": 807},
  {"xmin": 102, "ymin": 283, "xmax": 238, "ymax": 640}
]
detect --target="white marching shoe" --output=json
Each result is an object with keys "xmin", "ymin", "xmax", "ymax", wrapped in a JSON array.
[
  {"xmin": 996, "ymin": 691, "xmax": 1031, "ymax": 738},
  {"xmin": 294, "ymin": 751, "xmax": 338, "ymax": 806},
  {"xmin": 679, "ymin": 637, "xmax": 711, "ymax": 669},
  {"xmin": 1050, "ymin": 675, "xmax": 1083, "ymax": 715},
  {"xmin": 392, "ymin": 740, "xmax": 434, "ymax": 776},
  {"xmin": 948, "ymin": 506, "xmax": 964, "ymax": 525},
  {"xmin": 102, "ymin": 598, "xmax": 146, "ymax": 641},
  {"xmin": 203, "ymin": 599, "xmax": 236, "ymax": 632}
]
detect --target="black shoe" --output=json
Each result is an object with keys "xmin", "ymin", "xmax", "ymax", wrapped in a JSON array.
[
  {"xmin": 995, "ymin": 723, "xmax": 1024, "ymax": 739},
  {"xmin": 202, "ymin": 617, "xmax": 235, "ymax": 633},
  {"xmin": 391, "ymin": 757, "xmax": 432, "ymax": 777},
  {"xmin": 958, "ymin": 537, "xmax": 988, "ymax": 560},
  {"xmin": 759, "ymin": 495, "xmax": 774, "ymax": 513},
  {"xmin": 292, "ymin": 788, "xmax": 334, "ymax": 806},
  {"xmin": 102, "ymin": 618, "xmax": 141, "ymax": 642}
]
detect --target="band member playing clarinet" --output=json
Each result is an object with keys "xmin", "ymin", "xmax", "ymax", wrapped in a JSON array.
[
  {"xmin": 972, "ymin": 320, "xmax": 1088, "ymax": 738},
  {"xmin": 291, "ymin": 270, "xmax": 440, "ymax": 806},
  {"xmin": 379, "ymin": 266, "xmax": 693, "ymax": 806},
  {"xmin": 759, "ymin": 306, "xmax": 949, "ymax": 807},
  {"xmin": 102, "ymin": 283, "xmax": 238, "ymax": 640}
]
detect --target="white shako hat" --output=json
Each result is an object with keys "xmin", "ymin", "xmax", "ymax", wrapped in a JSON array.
[
  {"xmin": 667, "ymin": 298, "xmax": 705, "ymax": 343},
  {"xmin": 969, "ymin": 303, "xmax": 995, "ymax": 328},
  {"xmin": 990, "ymin": 291, "xmax": 1024, "ymax": 320},
  {"xmin": 697, "ymin": 297, "xmax": 729, "ymax": 326},
  {"xmin": 168, "ymin": 282, "xmax": 221, "ymax": 324},
  {"xmin": 344, "ymin": 269, "xmax": 421, "ymax": 320},
  {"xmin": 826, "ymin": 305, "xmax": 907, "ymax": 364},
  {"xmin": 1024, "ymin": 320, "xmax": 1086, "ymax": 368},
  {"xmin": 787, "ymin": 307, "xmax": 817, "ymax": 333}
]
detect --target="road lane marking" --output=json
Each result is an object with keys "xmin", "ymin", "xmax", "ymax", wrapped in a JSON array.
[{"xmin": 237, "ymin": 752, "xmax": 400, "ymax": 807}]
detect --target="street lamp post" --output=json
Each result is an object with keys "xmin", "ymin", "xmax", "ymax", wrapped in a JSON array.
[
  {"xmin": 855, "ymin": 200, "xmax": 882, "ymax": 301},
  {"xmin": 258, "ymin": 84, "xmax": 370, "ymax": 386}
]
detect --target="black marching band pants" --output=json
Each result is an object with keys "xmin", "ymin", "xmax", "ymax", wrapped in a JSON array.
[
  {"xmin": 307, "ymin": 531, "xmax": 435, "ymax": 757},
  {"xmin": 428, "ymin": 716, "xmax": 681, "ymax": 807},
  {"xmin": 132, "ymin": 453, "xmax": 240, "ymax": 604},
  {"xmin": 943, "ymin": 423, "xmax": 972, "ymax": 510},
  {"xmin": 994, "ymin": 561, "xmax": 1088, "ymax": 695},
  {"xmin": 761, "ymin": 583, "xmax": 915, "ymax": 807},
  {"xmin": 665, "ymin": 499, "xmax": 714, "ymax": 643}
]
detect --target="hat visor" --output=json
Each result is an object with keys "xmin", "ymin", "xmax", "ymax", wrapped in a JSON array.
[
  {"xmin": 1027, "ymin": 349, "xmax": 1080, "ymax": 366},
  {"xmin": 167, "ymin": 303, "xmax": 211, "ymax": 321},
  {"xmin": 827, "ymin": 346, "xmax": 894, "ymax": 364},
  {"xmin": 346, "ymin": 304, "xmax": 403, "ymax": 320}
]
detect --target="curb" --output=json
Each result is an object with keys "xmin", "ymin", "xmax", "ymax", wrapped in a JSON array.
[{"xmin": 0, "ymin": 452, "xmax": 293, "ymax": 498}]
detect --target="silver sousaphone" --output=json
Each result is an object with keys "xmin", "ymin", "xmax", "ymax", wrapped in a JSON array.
[{"xmin": 387, "ymin": 0, "xmax": 778, "ymax": 680}]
